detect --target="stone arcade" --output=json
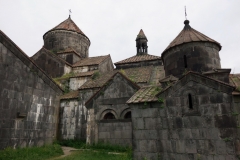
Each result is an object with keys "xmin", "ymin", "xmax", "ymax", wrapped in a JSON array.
[{"xmin": 1, "ymin": 16, "xmax": 240, "ymax": 159}]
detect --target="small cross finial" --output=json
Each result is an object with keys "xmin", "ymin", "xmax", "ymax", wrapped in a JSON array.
[
  {"xmin": 185, "ymin": 6, "xmax": 187, "ymax": 20},
  {"xmin": 69, "ymin": 9, "xmax": 72, "ymax": 17}
]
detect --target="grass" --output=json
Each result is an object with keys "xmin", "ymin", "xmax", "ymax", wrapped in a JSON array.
[
  {"xmin": 0, "ymin": 144, "xmax": 63, "ymax": 160},
  {"xmin": 58, "ymin": 150, "xmax": 131, "ymax": 160},
  {"xmin": 0, "ymin": 140, "xmax": 132, "ymax": 160},
  {"xmin": 56, "ymin": 139, "xmax": 131, "ymax": 152},
  {"xmin": 55, "ymin": 140, "xmax": 132, "ymax": 159}
]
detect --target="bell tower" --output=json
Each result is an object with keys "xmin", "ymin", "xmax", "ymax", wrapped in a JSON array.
[{"xmin": 136, "ymin": 29, "xmax": 148, "ymax": 55}]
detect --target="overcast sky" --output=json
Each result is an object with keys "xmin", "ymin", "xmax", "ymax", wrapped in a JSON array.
[{"xmin": 1, "ymin": 1, "xmax": 240, "ymax": 72}]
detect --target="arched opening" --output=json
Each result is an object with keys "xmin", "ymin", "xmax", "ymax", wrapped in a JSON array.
[
  {"xmin": 184, "ymin": 55, "xmax": 188, "ymax": 68},
  {"xmin": 124, "ymin": 111, "xmax": 131, "ymax": 119},
  {"xmin": 103, "ymin": 113, "xmax": 116, "ymax": 119},
  {"xmin": 188, "ymin": 94, "xmax": 193, "ymax": 109}
]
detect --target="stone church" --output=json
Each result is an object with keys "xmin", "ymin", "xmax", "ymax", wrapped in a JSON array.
[{"xmin": 1, "ymin": 15, "xmax": 240, "ymax": 159}]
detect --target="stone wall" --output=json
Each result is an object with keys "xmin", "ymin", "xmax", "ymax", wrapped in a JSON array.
[
  {"xmin": 59, "ymin": 99, "xmax": 87, "ymax": 140},
  {"xmin": 58, "ymin": 53, "xmax": 81, "ymax": 64},
  {"xmin": 43, "ymin": 30, "xmax": 90, "ymax": 58},
  {"xmin": 98, "ymin": 120, "xmax": 132, "ymax": 146},
  {"xmin": 0, "ymin": 38, "xmax": 62, "ymax": 149},
  {"xmin": 69, "ymin": 77, "xmax": 90, "ymax": 90},
  {"xmin": 130, "ymin": 76, "xmax": 238, "ymax": 159},
  {"xmin": 162, "ymin": 42, "xmax": 221, "ymax": 78},
  {"xmin": 59, "ymin": 88, "xmax": 99, "ymax": 141},
  {"xmin": 86, "ymin": 73, "xmax": 138, "ymax": 145},
  {"xmin": 32, "ymin": 48, "xmax": 71, "ymax": 78}
]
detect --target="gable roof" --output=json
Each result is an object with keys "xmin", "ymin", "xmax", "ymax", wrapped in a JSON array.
[
  {"xmin": 73, "ymin": 55, "xmax": 110, "ymax": 67},
  {"xmin": 43, "ymin": 16, "xmax": 89, "ymax": 42},
  {"xmin": 0, "ymin": 30, "xmax": 63, "ymax": 93},
  {"xmin": 32, "ymin": 47, "xmax": 73, "ymax": 67},
  {"xmin": 60, "ymin": 90, "xmax": 79, "ymax": 100},
  {"xmin": 127, "ymin": 85, "xmax": 162, "ymax": 104},
  {"xmin": 85, "ymin": 72, "xmax": 140, "ymax": 106},
  {"xmin": 162, "ymin": 20, "xmax": 221, "ymax": 56},
  {"xmin": 71, "ymin": 70, "xmax": 96, "ymax": 78},
  {"xmin": 79, "ymin": 66, "xmax": 155, "ymax": 90},
  {"xmin": 57, "ymin": 47, "xmax": 82, "ymax": 58},
  {"xmin": 114, "ymin": 54, "xmax": 161, "ymax": 65}
]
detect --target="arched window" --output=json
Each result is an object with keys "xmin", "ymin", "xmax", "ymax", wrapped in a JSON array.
[
  {"xmin": 103, "ymin": 113, "xmax": 116, "ymax": 119},
  {"xmin": 188, "ymin": 94, "xmax": 193, "ymax": 109},
  {"xmin": 184, "ymin": 55, "xmax": 188, "ymax": 68},
  {"xmin": 124, "ymin": 111, "xmax": 131, "ymax": 119}
]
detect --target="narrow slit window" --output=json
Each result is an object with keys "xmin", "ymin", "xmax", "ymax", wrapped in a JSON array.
[
  {"xmin": 184, "ymin": 55, "xmax": 188, "ymax": 68},
  {"xmin": 188, "ymin": 94, "xmax": 193, "ymax": 109}
]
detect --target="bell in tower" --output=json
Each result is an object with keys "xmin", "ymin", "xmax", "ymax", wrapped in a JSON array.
[{"xmin": 136, "ymin": 29, "xmax": 148, "ymax": 55}]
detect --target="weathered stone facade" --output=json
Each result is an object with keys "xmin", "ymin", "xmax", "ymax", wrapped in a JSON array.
[
  {"xmin": 0, "ymin": 31, "xmax": 62, "ymax": 149},
  {"xmin": 129, "ymin": 72, "xmax": 237, "ymax": 159},
  {"xmin": 85, "ymin": 73, "xmax": 139, "ymax": 145},
  {"xmin": 162, "ymin": 42, "xmax": 221, "ymax": 78}
]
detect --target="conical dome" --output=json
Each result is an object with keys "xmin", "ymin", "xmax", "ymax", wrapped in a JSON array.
[
  {"xmin": 163, "ymin": 20, "xmax": 221, "ymax": 55},
  {"xmin": 162, "ymin": 20, "xmax": 221, "ymax": 78},
  {"xmin": 136, "ymin": 29, "xmax": 148, "ymax": 40},
  {"xmin": 43, "ymin": 16, "xmax": 90, "ymax": 58}
]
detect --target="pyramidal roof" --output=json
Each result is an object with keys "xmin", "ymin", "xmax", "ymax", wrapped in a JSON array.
[
  {"xmin": 44, "ymin": 16, "xmax": 88, "ymax": 39},
  {"xmin": 162, "ymin": 20, "xmax": 221, "ymax": 54},
  {"xmin": 136, "ymin": 29, "xmax": 147, "ymax": 40}
]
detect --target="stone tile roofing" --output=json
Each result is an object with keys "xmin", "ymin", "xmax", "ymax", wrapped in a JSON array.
[
  {"xmin": 114, "ymin": 54, "xmax": 161, "ymax": 65},
  {"xmin": 127, "ymin": 85, "xmax": 162, "ymax": 104},
  {"xmin": 71, "ymin": 70, "xmax": 96, "ymax": 78},
  {"xmin": 136, "ymin": 29, "xmax": 147, "ymax": 40},
  {"xmin": 45, "ymin": 16, "xmax": 87, "ymax": 36},
  {"xmin": 73, "ymin": 55, "xmax": 110, "ymax": 67},
  {"xmin": 79, "ymin": 66, "xmax": 154, "ymax": 89},
  {"xmin": 162, "ymin": 20, "xmax": 221, "ymax": 54},
  {"xmin": 60, "ymin": 90, "xmax": 79, "ymax": 100}
]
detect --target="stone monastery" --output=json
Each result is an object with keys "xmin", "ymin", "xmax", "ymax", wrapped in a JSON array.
[{"xmin": 1, "ymin": 15, "xmax": 240, "ymax": 159}]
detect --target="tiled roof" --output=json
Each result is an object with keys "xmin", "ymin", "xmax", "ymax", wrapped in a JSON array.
[
  {"xmin": 127, "ymin": 85, "xmax": 162, "ymax": 104},
  {"xmin": 73, "ymin": 55, "xmax": 110, "ymax": 67},
  {"xmin": 44, "ymin": 16, "xmax": 87, "ymax": 38},
  {"xmin": 136, "ymin": 29, "xmax": 147, "ymax": 40},
  {"xmin": 85, "ymin": 72, "xmax": 140, "ymax": 106},
  {"xmin": 79, "ymin": 71, "xmax": 117, "ymax": 89},
  {"xmin": 79, "ymin": 66, "xmax": 154, "ymax": 89},
  {"xmin": 71, "ymin": 71, "xmax": 96, "ymax": 78},
  {"xmin": 229, "ymin": 74, "xmax": 240, "ymax": 92},
  {"xmin": 114, "ymin": 54, "xmax": 161, "ymax": 65},
  {"xmin": 122, "ymin": 66, "xmax": 153, "ymax": 83},
  {"xmin": 60, "ymin": 90, "xmax": 79, "ymax": 100},
  {"xmin": 162, "ymin": 20, "xmax": 221, "ymax": 54}
]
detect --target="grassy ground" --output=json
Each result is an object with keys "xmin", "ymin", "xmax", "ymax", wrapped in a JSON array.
[
  {"xmin": 0, "ymin": 140, "xmax": 132, "ymax": 160},
  {"xmin": 58, "ymin": 150, "xmax": 131, "ymax": 160},
  {"xmin": 0, "ymin": 144, "xmax": 63, "ymax": 160},
  {"xmin": 56, "ymin": 139, "xmax": 130, "ymax": 152},
  {"xmin": 55, "ymin": 140, "xmax": 132, "ymax": 160}
]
